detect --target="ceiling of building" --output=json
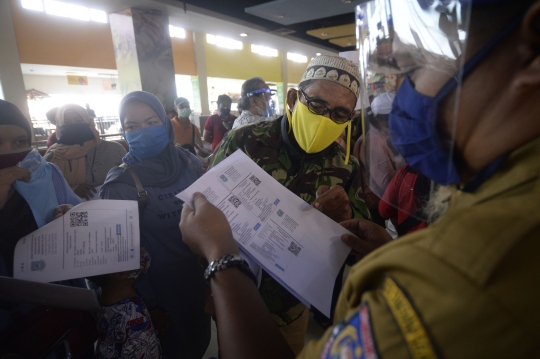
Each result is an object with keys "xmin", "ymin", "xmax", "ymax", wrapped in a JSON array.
[{"xmin": 174, "ymin": 0, "xmax": 359, "ymax": 52}]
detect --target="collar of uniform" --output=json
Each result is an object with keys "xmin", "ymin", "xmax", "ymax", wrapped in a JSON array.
[
  {"xmin": 458, "ymin": 153, "xmax": 510, "ymax": 193},
  {"xmin": 450, "ymin": 136, "xmax": 540, "ymax": 209}
]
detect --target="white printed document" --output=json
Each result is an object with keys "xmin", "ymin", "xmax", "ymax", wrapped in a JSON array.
[
  {"xmin": 13, "ymin": 200, "xmax": 140, "ymax": 283},
  {"xmin": 177, "ymin": 150, "xmax": 352, "ymax": 317}
]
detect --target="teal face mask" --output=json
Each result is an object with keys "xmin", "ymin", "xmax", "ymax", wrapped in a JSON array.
[{"xmin": 179, "ymin": 108, "xmax": 192, "ymax": 118}]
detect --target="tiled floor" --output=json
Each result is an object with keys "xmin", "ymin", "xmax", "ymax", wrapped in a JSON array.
[
  {"xmin": 202, "ymin": 312, "xmax": 327, "ymax": 359},
  {"xmin": 202, "ymin": 320, "xmax": 219, "ymax": 359}
]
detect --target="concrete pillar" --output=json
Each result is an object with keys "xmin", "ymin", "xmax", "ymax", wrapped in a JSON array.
[
  {"xmin": 0, "ymin": 0, "xmax": 31, "ymax": 123},
  {"xmin": 109, "ymin": 8, "xmax": 177, "ymax": 111},
  {"xmin": 280, "ymin": 51, "xmax": 289, "ymax": 111},
  {"xmin": 192, "ymin": 32, "xmax": 210, "ymax": 115}
]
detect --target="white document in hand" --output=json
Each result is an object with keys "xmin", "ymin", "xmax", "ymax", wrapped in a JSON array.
[
  {"xmin": 177, "ymin": 150, "xmax": 352, "ymax": 317},
  {"xmin": 13, "ymin": 200, "xmax": 140, "ymax": 283}
]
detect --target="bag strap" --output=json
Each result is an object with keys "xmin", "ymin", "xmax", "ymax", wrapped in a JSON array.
[
  {"xmin": 395, "ymin": 209, "xmax": 424, "ymax": 236},
  {"xmin": 177, "ymin": 145, "xmax": 201, "ymax": 176},
  {"xmin": 191, "ymin": 124, "xmax": 195, "ymax": 145},
  {"xmin": 119, "ymin": 162, "xmax": 148, "ymax": 211}
]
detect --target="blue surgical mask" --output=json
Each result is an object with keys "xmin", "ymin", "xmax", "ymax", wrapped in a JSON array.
[
  {"xmin": 125, "ymin": 125, "xmax": 169, "ymax": 159},
  {"xmin": 13, "ymin": 149, "xmax": 59, "ymax": 228},
  {"xmin": 389, "ymin": 16, "xmax": 521, "ymax": 186}
]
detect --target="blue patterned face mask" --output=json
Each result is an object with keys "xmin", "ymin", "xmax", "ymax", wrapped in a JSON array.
[
  {"xmin": 125, "ymin": 125, "xmax": 169, "ymax": 159},
  {"xmin": 13, "ymin": 149, "xmax": 59, "ymax": 228}
]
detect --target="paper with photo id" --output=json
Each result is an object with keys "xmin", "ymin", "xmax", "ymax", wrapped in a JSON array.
[
  {"xmin": 177, "ymin": 150, "xmax": 352, "ymax": 317},
  {"xmin": 13, "ymin": 200, "xmax": 140, "ymax": 283}
]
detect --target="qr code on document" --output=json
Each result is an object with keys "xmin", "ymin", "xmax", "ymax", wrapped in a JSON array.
[
  {"xmin": 249, "ymin": 175, "xmax": 261, "ymax": 186},
  {"xmin": 228, "ymin": 195, "xmax": 242, "ymax": 208},
  {"xmin": 288, "ymin": 241, "xmax": 301, "ymax": 257},
  {"xmin": 70, "ymin": 211, "xmax": 89, "ymax": 227}
]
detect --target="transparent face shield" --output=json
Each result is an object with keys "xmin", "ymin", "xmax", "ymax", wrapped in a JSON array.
[
  {"xmin": 247, "ymin": 88, "xmax": 277, "ymax": 117},
  {"xmin": 356, "ymin": 0, "xmax": 472, "ymax": 222}
]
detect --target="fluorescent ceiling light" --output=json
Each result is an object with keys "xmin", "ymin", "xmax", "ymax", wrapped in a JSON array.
[
  {"xmin": 287, "ymin": 52, "xmax": 308, "ymax": 63},
  {"xmin": 169, "ymin": 25, "xmax": 186, "ymax": 39},
  {"xmin": 206, "ymin": 34, "xmax": 243, "ymax": 50},
  {"xmin": 21, "ymin": 0, "xmax": 43, "ymax": 11},
  {"xmin": 89, "ymin": 8, "xmax": 107, "ymax": 23},
  {"xmin": 240, "ymin": 33, "xmax": 248, "ymax": 37},
  {"xmin": 44, "ymin": 0, "xmax": 90, "ymax": 21},
  {"xmin": 251, "ymin": 45, "xmax": 278, "ymax": 57}
]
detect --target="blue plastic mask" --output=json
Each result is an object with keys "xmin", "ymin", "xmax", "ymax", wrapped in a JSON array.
[
  {"xmin": 125, "ymin": 125, "xmax": 169, "ymax": 159},
  {"xmin": 13, "ymin": 149, "xmax": 59, "ymax": 228}
]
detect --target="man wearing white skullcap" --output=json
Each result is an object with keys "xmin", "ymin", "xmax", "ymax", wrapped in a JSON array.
[{"xmin": 210, "ymin": 55, "xmax": 371, "ymax": 354}]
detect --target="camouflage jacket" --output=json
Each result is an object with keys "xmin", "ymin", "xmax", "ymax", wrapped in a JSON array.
[{"xmin": 212, "ymin": 116, "xmax": 370, "ymax": 325}]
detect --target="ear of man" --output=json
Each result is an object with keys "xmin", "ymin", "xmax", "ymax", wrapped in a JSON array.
[
  {"xmin": 286, "ymin": 88, "xmax": 298, "ymax": 112},
  {"xmin": 513, "ymin": 1, "xmax": 540, "ymax": 89}
]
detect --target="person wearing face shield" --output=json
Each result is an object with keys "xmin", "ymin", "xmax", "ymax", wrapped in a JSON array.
[
  {"xmin": 177, "ymin": 0, "xmax": 540, "ymax": 358},
  {"xmin": 211, "ymin": 56, "xmax": 371, "ymax": 354},
  {"xmin": 356, "ymin": 93, "xmax": 405, "ymax": 226},
  {"xmin": 232, "ymin": 77, "xmax": 280, "ymax": 129}
]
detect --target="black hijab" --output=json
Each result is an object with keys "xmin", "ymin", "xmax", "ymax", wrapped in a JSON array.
[{"xmin": 0, "ymin": 100, "xmax": 36, "ymax": 277}]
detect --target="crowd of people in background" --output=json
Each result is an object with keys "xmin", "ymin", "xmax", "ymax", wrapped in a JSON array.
[{"xmin": 1, "ymin": 0, "xmax": 540, "ymax": 357}]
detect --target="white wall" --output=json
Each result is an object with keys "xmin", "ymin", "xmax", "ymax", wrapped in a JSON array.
[
  {"xmin": 23, "ymin": 74, "xmax": 121, "ymax": 96},
  {"xmin": 23, "ymin": 74, "xmax": 122, "ymax": 121}
]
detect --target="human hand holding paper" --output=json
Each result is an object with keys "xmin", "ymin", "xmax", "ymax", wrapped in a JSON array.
[
  {"xmin": 340, "ymin": 218, "xmax": 392, "ymax": 260},
  {"xmin": 53, "ymin": 204, "xmax": 73, "ymax": 219},
  {"xmin": 313, "ymin": 185, "xmax": 352, "ymax": 223},
  {"xmin": 180, "ymin": 192, "xmax": 239, "ymax": 262}
]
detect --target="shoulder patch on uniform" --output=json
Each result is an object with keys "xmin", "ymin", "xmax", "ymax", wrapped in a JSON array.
[
  {"xmin": 380, "ymin": 276, "xmax": 438, "ymax": 359},
  {"xmin": 320, "ymin": 303, "xmax": 379, "ymax": 359}
]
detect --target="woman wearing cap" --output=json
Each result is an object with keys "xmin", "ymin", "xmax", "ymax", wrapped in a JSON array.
[
  {"xmin": 44, "ymin": 104, "xmax": 126, "ymax": 200},
  {"xmin": 100, "ymin": 91, "xmax": 210, "ymax": 359},
  {"xmin": 232, "ymin": 77, "xmax": 279, "ymax": 129}
]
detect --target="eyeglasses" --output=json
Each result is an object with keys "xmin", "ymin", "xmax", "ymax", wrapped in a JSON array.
[{"xmin": 298, "ymin": 88, "xmax": 353, "ymax": 124}]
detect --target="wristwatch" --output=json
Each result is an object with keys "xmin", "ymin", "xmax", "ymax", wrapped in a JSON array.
[{"xmin": 204, "ymin": 254, "xmax": 257, "ymax": 285}]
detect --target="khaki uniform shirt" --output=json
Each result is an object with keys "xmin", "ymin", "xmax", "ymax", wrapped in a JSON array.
[{"xmin": 300, "ymin": 136, "xmax": 540, "ymax": 358}]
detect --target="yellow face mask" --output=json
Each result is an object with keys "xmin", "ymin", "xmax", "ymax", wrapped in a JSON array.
[{"xmin": 286, "ymin": 95, "xmax": 352, "ymax": 164}]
